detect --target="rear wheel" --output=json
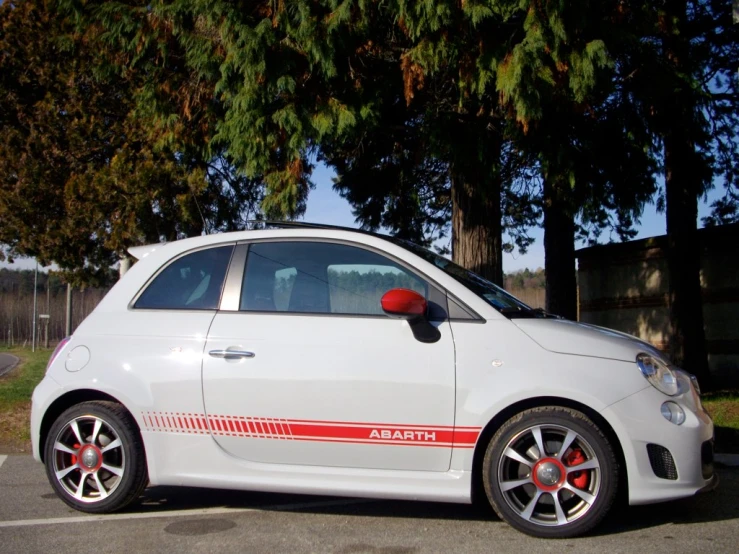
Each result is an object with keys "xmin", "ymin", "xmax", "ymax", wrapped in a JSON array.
[
  {"xmin": 483, "ymin": 406, "xmax": 618, "ymax": 538},
  {"xmin": 44, "ymin": 401, "xmax": 148, "ymax": 512}
]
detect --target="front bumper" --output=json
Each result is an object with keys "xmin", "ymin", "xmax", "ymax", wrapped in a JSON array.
[
  {"xmin": 697, "ymin": 473, "xmax": 719, "ymax": 495},
  {"xmin": 600, "ymin": 378, "xmax": 715, "ymax": 505}
]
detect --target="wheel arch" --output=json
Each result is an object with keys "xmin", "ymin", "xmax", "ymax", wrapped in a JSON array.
[
  {"xmin": 39, "ymin": 389, "xmax": 141, "ymax": 463},
  {"xmin": 470, "ymin": 396, "xmax": 628, "ymax": 506}
]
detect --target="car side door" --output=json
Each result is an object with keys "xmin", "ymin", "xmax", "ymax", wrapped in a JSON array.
[{"xmin": 201, "ymin": 239, "xmax": 458, "ymax": 472}]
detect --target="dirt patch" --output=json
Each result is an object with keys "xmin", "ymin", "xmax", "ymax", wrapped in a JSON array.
[{"xmin": 0, "ymin": 402, "xmax": 33, "ymax": 454}]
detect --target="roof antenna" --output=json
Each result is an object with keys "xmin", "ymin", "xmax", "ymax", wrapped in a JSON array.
[{"xmin": 191, "ymin": 190, "xmax": 209, "ymax": 235}]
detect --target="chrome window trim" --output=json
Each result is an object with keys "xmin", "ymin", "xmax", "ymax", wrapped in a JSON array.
[{"xmin": 219, "ymin": 244, "xmax": 248, "ymax": 311}]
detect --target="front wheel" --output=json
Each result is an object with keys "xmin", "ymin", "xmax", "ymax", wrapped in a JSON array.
[
  {"xmin": 483, "ymin": 406, "xmax": 619, "ymax": 538},
  {"xmin": 44, "ymin": 401, "xmax": 148, "ymax": 513}
]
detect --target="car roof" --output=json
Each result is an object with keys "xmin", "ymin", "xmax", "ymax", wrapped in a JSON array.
[
  {"xmin": 99, "ymin": 221, "xmax": 499, "ymax": 322},
  {"xmin": 127, "ymin": 222, "xmax": 396, "ymax": 260}
]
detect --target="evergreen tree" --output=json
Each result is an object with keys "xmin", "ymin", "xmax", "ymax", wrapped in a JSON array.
[
  {"xmin": 0, "ymin": 0, "xmax": 264, "ymax": 284},
  {"xmin": 632, "ymin": 0, "xmax": 739, "ymax": 381},
  {"xmin": 73, "ymin": 0, "xmax": 547, "ymax": 284},
  {"xmin": 30, "ymin": 0, "xmax": 738, "ymax": 387},
  {"xmin": 478, "ymin": 1, "xmax": 660, "ymax": 319},
  {"xmin": 324, "ymin": 0, "xmax": 656, "ymax": 296}
]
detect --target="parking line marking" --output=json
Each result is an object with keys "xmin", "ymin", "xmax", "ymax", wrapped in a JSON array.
[
  {"xmin": 0, "ymin": 498, "xmax": 372, "ymax": 528},
  {"xmin": 0, "ymin": 456, "xmax": 6, "ymax": 470}
]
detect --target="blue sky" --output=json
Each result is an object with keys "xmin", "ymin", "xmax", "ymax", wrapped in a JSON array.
[
  {"xmin": 3, "ymin": 161, "xmax": 725, "ymax": 273},
  {"xmin": 303, "ymin": 162, "xmax": 722, "ymax": 272}
]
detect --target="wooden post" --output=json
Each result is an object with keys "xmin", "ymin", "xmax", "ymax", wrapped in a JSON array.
[
  {"xmin": 46, "ymin": 273, "xmax": 50, "ymax": 347},
  {"xmin": 65, "ymin": 283, "xmax": 73, "ymax": 336},
  {"xmin": 32, "ymin": 261, "xmax": 38, "ymax": 352}
]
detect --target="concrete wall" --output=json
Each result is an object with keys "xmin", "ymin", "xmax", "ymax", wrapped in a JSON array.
[{"xmin": 576, "ymin": 223, "xmax": 739, "ymax": 386}]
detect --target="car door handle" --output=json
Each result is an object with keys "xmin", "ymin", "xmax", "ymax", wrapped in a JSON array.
[{"xmin": 208, "ymin": 349, "xmax": 256, "ymax": 360}]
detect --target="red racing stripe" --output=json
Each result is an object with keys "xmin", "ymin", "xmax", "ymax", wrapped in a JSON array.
[
  {"xmin": 288, "ymin": 422, "xmax": 453, "ymax": 444},
  {"xmin": 142, "ymin": 412, "xmax": 481, "ymax": 447},
  {"xmin": 451, "ymin": 429, "xmax": 480, "ymax": 447}
]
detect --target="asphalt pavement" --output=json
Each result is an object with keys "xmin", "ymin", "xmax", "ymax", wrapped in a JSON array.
[
  {"xmin": 0, "ymin": 354, "xmax": 19, "ymax": 378},
  {"xmin": 0, "ymin": 455, "xmax": 737, "ymax": 553}
]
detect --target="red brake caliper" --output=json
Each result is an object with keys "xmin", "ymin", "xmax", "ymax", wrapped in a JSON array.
[
  {"xmin": 565, "ymin": 448, "xmax": 589, "ymax": 489},
  {"xmin": 70, "ymin": 443, "xmax": 80, "ymax": 466}
]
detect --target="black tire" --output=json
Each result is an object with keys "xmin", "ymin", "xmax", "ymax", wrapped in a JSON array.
[
  {"xmin": 482, "ymin": 406, "xmax": 618, "ymax": 538},
  {"xmin": 44, "ymin": 401, "xmax": 148, "ymax": 513}
]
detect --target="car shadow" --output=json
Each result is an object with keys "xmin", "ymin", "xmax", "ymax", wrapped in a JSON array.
[
  {"xmin": 129, "ymin": 465, "xmax": 739, "ymax": 536},
  {"xmin": 591, "ymin": 465, "xmax": 739, "ymax": 536},
  {"xmin": 715, "ymin": 427, "xmax": 739, "ymax": 454}
]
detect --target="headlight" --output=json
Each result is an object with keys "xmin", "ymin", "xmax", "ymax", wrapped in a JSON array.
[
  {"xmin": 636, "ymin": 353, "xmax": 679, "ymax": 396},
  {"xmin": 689, "ymin": 374, "xmax": 701, "ymax": 396}
]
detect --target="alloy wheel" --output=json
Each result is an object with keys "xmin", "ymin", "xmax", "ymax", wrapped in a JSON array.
[
  {"xmin": 496, "ymin": 423, "xmax": 601, "ymax": 526},
  {"xmin": 51, "ymin": 415, "xmax": 126, "ymax": 503}
]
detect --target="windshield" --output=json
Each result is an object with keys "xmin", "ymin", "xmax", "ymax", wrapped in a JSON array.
[{"xmin": 390, "ymin": 239, "xmax": 541, "ymax": 317}]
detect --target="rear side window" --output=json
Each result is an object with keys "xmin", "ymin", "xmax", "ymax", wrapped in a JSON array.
[{"xmin": 135, "ymin": 246, "xmax": 233, "ymax": 310}]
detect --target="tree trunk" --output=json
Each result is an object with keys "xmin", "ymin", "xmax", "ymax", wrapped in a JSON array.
[
  {"xmin": 543, "ymin": 177, "xmax": 577, "ymax": 320},
  {"xmin": 662, "ymin": 0, "xmax": 710, "ymax": 385},
  {"xmin": 450, "ymin": 164, "xmax": 503, "ymax": 286},
  {"xmin": 664, "ymin": 144, "xmax": 709, "ymax": 382}
]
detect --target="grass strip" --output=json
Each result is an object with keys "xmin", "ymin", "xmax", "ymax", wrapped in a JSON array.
[{"xmin": 0, "ymin": 348, "xmax": 52, "ymax": 449}]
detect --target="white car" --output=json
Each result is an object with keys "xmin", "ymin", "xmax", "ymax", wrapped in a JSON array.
[{"xmin": 31, "ymin": 224, "xmax": 716, "ymax": 538}]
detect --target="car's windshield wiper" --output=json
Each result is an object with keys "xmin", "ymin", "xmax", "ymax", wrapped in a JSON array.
[
  {"xmin": 532, "ymin": 307, "xmax": 564, "ymax": 319},
  {"xmin": 498, "ymin": 306, "xmax": 537, "ymax": 318},
  {"xmin": 498, "ymin": 306, "xmax": 564, "ymax": 320}
]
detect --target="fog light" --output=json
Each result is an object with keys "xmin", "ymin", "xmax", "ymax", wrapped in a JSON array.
[{"xmin": 661, "ymin": 401, "xmax": 685, "ymax": 425}]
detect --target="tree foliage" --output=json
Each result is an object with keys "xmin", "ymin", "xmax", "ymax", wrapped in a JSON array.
[
  {"xmin": 2, "ymin": 0, "xmax": 737, "ymax": 382},
  {"xmin": 631, "ymin": 0, "xmax": 739, "ymax": 379},
  {"xmin": 59, "ymin": 2, "xmax": 672, "ymax": 280},
  {"xmin": 0, "ymin": 0, "xmax": 264, "ymax": 284}
]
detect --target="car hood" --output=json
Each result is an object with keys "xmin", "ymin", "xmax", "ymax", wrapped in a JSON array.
[{"xmin": 512, "ymin": 318, "xmax": 664, "ymax": 363}]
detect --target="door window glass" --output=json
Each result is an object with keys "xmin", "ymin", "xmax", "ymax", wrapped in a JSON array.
[
  {"xmin": 273, "ymin": 267, "xmax": 297, "ymax": 311},
  {"xmin": 134, "ymin": 246, "xmax": 233, "ymax": 310},
  {"xmin": 240, "ymin": 242, "xmax": 427, "ymax": 315},
  {"xmin": 327, "ymin": 264, "xmax": 425, "ymax": 315}
]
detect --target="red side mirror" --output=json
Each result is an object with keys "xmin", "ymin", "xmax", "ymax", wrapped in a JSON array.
[{"xmin": 381, "ymin": 288, "xmax": 427, "ymax": 319}]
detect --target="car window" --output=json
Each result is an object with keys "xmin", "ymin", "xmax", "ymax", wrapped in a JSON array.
[
  {"xmin": 390, "ymin": 237, "xmax": 534, "ymax": 315},
  {"xmin": 327, "ymin": 264, "xmax": 425, "ymax": 315},
  {"xmin": 240, "ymin": 242, "xmax": 427, "ymax": 315},
  {"xmin": 273, "ymin": 267, "xmax": 297, "ymax": 311},
  {"xmin": 134, "ymin": 246, "xmax": 234, "ymax": 310}
]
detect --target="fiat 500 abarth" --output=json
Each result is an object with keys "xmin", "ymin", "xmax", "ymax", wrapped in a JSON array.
[{"xmin": 31, "ymin": 224, "xmax": 716, "ymax": 538}]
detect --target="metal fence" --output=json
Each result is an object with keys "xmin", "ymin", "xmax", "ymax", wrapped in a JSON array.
[
  {"xmin": 0, "ymin": 287, "xmax": 108, "ymax": 347},
  {"xmin": 1, "ymin": 283, "xmax": 545, "ymax": 347}
]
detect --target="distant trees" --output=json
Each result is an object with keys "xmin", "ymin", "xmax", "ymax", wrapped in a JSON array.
[
  {"xmin": 0, "ymin": 268, "xmax": 66, "ymax": 296},
  {"xmin": 0, "ymin": 268, "xmax": 107, "ymax": 345},
  {"xmin": 505, "ymin": 268, "xmax": 546, "ymax": 292}
]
